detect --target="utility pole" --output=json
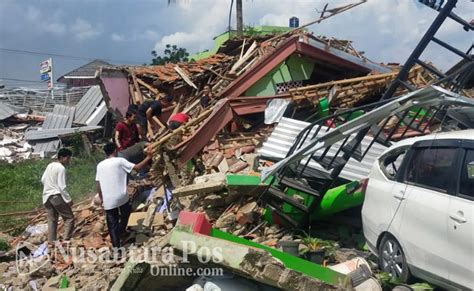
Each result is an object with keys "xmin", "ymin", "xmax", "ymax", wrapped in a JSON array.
[{"xmin": 236, "ymin": 0, "xmax": 243, "ymax": 36}]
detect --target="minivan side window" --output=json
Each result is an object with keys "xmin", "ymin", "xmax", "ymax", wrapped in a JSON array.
[
  {"xmin": 379, "ymin": 147, "xmax": 408, "ymax": 180},
  {"xmin": 405, "ymin": 147, "xmax": 458, "ymax": 193},
  {"xmin": 459, "ymin": 150, "xmax": 474, "ymax": 200}
]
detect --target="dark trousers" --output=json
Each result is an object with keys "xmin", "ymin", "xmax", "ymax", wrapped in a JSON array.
[
  {"xmin": 44, "ymin": 195, "xmax": 75, "ymax": 243},
  {"xmin": 105, "ymin": 202, "xmax": 131, "ymax": 248}
]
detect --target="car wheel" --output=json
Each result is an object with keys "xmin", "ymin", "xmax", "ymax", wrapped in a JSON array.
[{"xmin": 378, "ymin": 235, "xmax": 412, "ymax": 282}]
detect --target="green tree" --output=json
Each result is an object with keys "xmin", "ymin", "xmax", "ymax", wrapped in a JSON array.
[{"xmin": 151, "ymin": 44, "xmax": 189, "ymax": 65}]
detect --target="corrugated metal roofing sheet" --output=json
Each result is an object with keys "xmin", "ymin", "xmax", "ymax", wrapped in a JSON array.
[
  {"xmin": 85, "ymin": 101, "xmax": 107, "ymax": 126},
  {"xmin": 33, "ymin": 105, "xmax": 75, "ymax": 155},
  {"xmin": 0, "ymin": 102, "xmax": 17, "ymax": 120},
  {"xmin": 25, "ymin": 126, "xmax": 102, "ymax": 140},
  {"xmin": 74, "ymin": 86, "xmax": 104, "ymax": 125},
  {"xmin": 258, "ymin": 117, "xmax": 387, "ymax": 181}
]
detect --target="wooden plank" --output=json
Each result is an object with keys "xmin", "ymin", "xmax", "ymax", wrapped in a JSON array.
[
  {"xmin": 151, "ymin": 108, "xmax": 213, "ymax": 150},
  {"xmin": 230, "ymin": 41, "xmax": 258, "ymax": 74},
  {"xmin": 131, "ymin": 73, "xmax": 144, "ymax": 104},
  {"xmin": 136, "ymin": 78, "xmax": 159, "ymax": 94},
  {"xmin": 174, "ymin": 66, "xmax": 198, "ymax": 89},
  {"xmin": 182, "ymin": 99, "xmax": 201, "ymax": 114},
  {"xmin": 128, "ymin": 84, "xmax": 138, "ymax": 104}
]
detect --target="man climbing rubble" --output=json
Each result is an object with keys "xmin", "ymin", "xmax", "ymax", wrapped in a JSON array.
[
  {"xmin": 136, "ymin": 94, "xmax": 174, "ymax": 140},
  {"xmin": 95, "ymin": 143, "xmax": 153, "ymax": 248},
  {"xmin": 41, "ymin": 148, "xmax": 75, "ymax": 245}
]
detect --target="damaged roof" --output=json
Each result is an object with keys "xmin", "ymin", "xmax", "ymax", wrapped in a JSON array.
[
  {"xmin": 127, "ymin": 31, "xmax": 388, "ymax": 92},
  {"xmin": 0, "ymin": 102, "xmax": 19, "ymax": 121},
  {"xmin": 129, "ymin": 54, "xmax": 234, "ymax": 84},
  {"xmin": 57, "ymin": 59, "xmax": 111, "ymax": 83}
]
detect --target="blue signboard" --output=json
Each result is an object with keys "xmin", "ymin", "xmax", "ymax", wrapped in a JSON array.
[{"xmin": 40, "ymin": 72, "xmax": 50, "ymax": 81}]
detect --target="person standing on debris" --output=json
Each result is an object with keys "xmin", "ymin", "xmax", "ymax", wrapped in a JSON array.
[
  {"xmin": 95, "ymin": 143, "xmax": 153, "ymax": 248},
  {"xmin": 199, "ymin": 85, "xmax": 214, "ymax": 109},
  {"xmin": 41, "ymin": 148, "xmax": 75, "ymax": 244},
  {"xmin": 136, "ymin": 95, "xmax": 173, "ymax": 140},
  {"xmin": 114, "ymin": 111, "xmax": 139, "ymax": 151},
  {"xmin": 168, "ymin": 112, "xmax": 190, "ymax": 130}
]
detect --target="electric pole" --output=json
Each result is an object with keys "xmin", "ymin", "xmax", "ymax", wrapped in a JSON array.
[{"xmin": 236, "ymin": 0, "xmax": 243, "ymax": 36}]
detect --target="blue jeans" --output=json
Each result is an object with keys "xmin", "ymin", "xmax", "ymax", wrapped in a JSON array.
[{"xmin": 105, "ymin": 202, "xmax": 131, "ymax": 248}]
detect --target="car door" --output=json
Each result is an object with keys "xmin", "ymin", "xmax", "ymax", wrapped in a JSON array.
[
  {"xmin": 448, "ymin": 148, "xmax": 474, "ymax": 289},
  {"xmin": 398, "ymin": 146, "xmax": 459, "ymax": 280},
  {"xmin": 362, "ymin": 146, "xmax": 409, "ymax": 246}
]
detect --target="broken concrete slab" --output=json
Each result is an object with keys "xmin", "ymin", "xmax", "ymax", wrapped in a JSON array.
[
  {"xmin": 193, "ymin": 173, "xmax": 226, "ymax": 184},
  {"xmin": 173, "ymin": 180, "xmax": 225, "ymax": 197},
  {"xmin": 170, "ymin": 229, "xmax": 349, "ymax": 290},
  {"xmin": 236, "ymin": 201, "xmax": 258, "ymax": 225}
]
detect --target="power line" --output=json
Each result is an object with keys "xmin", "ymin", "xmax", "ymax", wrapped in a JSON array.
[
  {"xmin": 0, "ymin": 47, "xmax": 143, "ymax": 64},
  {"xmin": 0, "ymin": 77, "xmax": 44, "ymax": 83}
]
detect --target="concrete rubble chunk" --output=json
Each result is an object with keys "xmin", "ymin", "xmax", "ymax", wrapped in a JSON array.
[
  {"xmin": 0, "ymin": 147, "xmax": 13, "ymax": 157},
  {"xmin": 236, "ymin": 201, "xmax": 258, "ymax": 225},
  {"xmin": 173, "ymin": 180, "xmax": 225, "ymax": 197},
  {"xmin": 170, "ymin": 229, "xmax": 346, "ymax": 290},
  {"xmin": 215, "ymin": 211, "xmax": 236, "ymax": 229}
]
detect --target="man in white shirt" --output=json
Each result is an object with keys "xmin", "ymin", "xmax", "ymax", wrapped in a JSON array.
[
  {"xmin": 96, "ymin": 143, "xmax": 152, "ymax": 248},
  {"xmin": 41, "ymin": 148, "xmax": 75, "ymax": 244}
]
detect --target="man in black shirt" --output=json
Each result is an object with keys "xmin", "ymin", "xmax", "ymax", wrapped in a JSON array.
[{"xmin": 136, "ymin": 95, "xmax": 173, "ymax": 139}]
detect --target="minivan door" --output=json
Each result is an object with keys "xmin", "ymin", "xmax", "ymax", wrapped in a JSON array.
[
  {"xmin": 398, "ymin": 147, "xmax": 459, "ymax": 280},
  {"xmin": 447, "ymin": 149, "xmax": 474, "ymax": 289}
]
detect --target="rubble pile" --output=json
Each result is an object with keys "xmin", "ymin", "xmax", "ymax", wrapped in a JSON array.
[
  {"xmin": 1, "ymin": 6, "xmax": 472, "ymax": 288},
  {"xmin": 0, "ymin": 124, "xmax": 35, "ymax": 162},
  {"xmin": 119, "ymin": 31, "xmax": 460, "ymax": 190},
  {"xmin": 0, "ymin": 166, "xmax": 370, "ymax": 290}
]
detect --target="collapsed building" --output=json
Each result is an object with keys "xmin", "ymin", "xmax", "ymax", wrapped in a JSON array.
[{"xmin": 1, "ymin": 0, "xmax": 473, "ymax": 290}]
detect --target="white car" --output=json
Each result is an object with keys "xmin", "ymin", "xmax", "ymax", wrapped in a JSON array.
[{"xmin": 362, "ymin": 130, "xmax": 474, "ymax": 290}]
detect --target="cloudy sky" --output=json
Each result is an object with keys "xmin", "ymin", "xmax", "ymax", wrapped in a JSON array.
[{"xmin": 0, "ymin": 0, "xmax": 472, "ymax": 88}]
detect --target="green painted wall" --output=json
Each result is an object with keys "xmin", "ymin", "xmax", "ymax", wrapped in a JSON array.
[{"xmin": 245, "ymin": 54, "xmax": 315, "ymax": 96}]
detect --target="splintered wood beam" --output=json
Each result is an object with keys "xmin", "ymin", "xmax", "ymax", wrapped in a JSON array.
[
  {"xmin": 205, "ymin": 67, "xmax": 234, "ymax": 81},
  {"xmin": 183, "ymin": 99, "xmax": 201, "ymax": 114},
  {"xmin": 131, "ymin": 73, "xmax": 144, "ymax": 104},
  {"xmin": 174, "ymin": 66, "xmax": 198, "ymax": 89},
  {"xmin": 128, "ymin": 83, "xmax": 138, "ymax": 104},
  {"xmin": 288, "ymin": 71, "xmax": 399, "ymax": 93},
  {"xmin": 151, "ymin": 108, "xmax": 213, "ymax": 150},
  {"xmin": 136, "ymin": 78, "xmax": 159, "ymax": 95}
]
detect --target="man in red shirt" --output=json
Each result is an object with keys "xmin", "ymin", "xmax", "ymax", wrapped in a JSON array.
[
  {"xmin": 114, "ymin": 111, "xmax": 139, "ymax": 151},
  {"xmin": 168, "ymin": 112, "xmax": 190, "ymax": 130}
]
